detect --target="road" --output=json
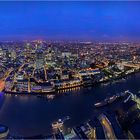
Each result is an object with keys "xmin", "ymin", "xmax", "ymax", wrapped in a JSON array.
[
  {"xmin": 0, "ymin": 68, "xmax": 13, "ymax": 92},
  {"xmin": 86, "ymin": 123, "xmax": 96, "ymax": 139},
  {"xmin": 0, "ymin": 80, "xmax": 5, "ymax": 92},
  {"xmin": 116, "ymin": 62, "xmax": 140, "ymax": 68},
  {"xmin": 99, "ymin": 114, "xmax": 117, "ymax": 139}
]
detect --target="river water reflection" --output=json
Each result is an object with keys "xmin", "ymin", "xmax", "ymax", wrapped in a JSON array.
[{"xmin": 0, "ymin": 73, "xmax": 140, "ymax": 136}]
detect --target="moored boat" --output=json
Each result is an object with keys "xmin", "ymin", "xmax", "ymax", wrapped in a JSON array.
[
  {"xmin": 94, "ymin": 100, "xmax": 108, "ymax": 108},
  {"xmin": 107, "ymin": 95, "xmax": 117, "ymax": 104},
  {"xmin": 94, "ymin": 95, "xmax": 118, "ymax": 108}
]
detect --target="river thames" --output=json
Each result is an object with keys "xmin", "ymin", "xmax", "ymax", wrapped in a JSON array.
[{"xmin": 0, "ymin": 73, "xmax": 140, "ymax": 136}]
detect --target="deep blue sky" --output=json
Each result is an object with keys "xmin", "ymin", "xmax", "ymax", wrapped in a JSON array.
[{"xmin": 0, "ymin": 1, "xmax": 140, "ymax": 41}]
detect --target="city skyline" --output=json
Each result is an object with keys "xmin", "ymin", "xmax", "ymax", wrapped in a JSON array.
[
  {"xmin": 0, "ymin": 1, "xmax": 140, "ymax": 42},
  {"xmin": 0, "ymin": 1, "xmax": 140, "ymax": 139}
]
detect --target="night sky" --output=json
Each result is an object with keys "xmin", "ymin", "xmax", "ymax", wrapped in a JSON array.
[{"xmin": 0, "ymin": 1, "xmax": 140, "ymax": 41}]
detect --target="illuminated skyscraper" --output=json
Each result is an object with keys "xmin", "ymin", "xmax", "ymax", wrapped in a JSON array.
[
  {"xmin": 35, "ymin": 48, "xmax": 45, "ymax": 70},
  {"xmin": 25, "ymin": 43, "xmax": 31, "ymax": 58},
  {"xmin": 11, "ymin": 50, "xmax": 16, "ymax": 61},
  {"xmin": 0, "ymin": 47, "xmax": 3, "ymax": 59}
]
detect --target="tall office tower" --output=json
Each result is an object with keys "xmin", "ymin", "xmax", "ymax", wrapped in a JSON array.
[
  {"xmin": 4, "ymin": 49, "xmax": 11, "ymax": 62},
  {"xmin": 0, "ymin": 47, "xmax": 3, "ymax": 59},
  {"xmin": 25, "ymin": 43, "xmax": 32, "ymax": 59},
  {"xmin": 35, "ymin": 48, "xmax": 45, "ymax": 70},
  {"xmin": 11, "ymin": 50, "xmax": 17, "ymax": 61},
  {"xmin": 46, "ymin": 44, "xmax": 54, "ymax": 61}
]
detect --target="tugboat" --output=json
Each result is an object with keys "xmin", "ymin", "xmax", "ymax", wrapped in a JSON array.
[{"xmin": 47, "ymin": 95, "xmax": 55, "ymax": 100}]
